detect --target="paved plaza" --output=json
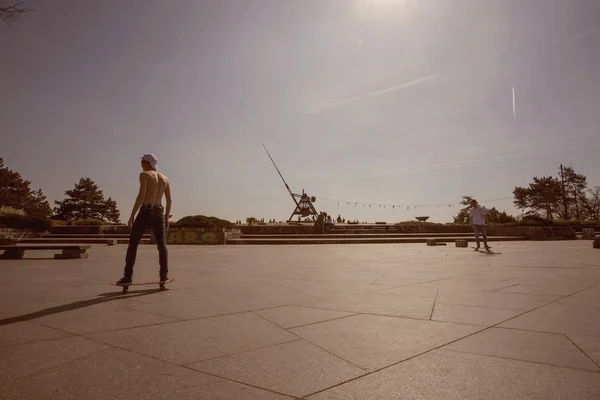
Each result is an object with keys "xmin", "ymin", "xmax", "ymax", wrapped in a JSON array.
[{"xmin": 1, "ymin": 241, "xmax": 600, "ymax": 399}]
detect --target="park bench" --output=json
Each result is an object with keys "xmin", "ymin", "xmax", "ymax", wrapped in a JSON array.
[{"xmin": 0, "ymin": 245, "xmax": 91, "ymax": 260}]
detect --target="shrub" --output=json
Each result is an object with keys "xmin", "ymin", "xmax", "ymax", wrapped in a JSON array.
[
  {"xmin": 71, "ymin": 218, "xmax": 105, "ymax": 226},
  {"xmin": 0, "ymin": 206, "xmax": 27, "ymax": 217},
  {"xmin": 395, "ymin": 221, "xmax": 446, "ymax": 227},
  {"xmin": 246, "ymin": 217, "xmax": 258, "ymax": 225},
  {"xmin": 519, "ymin": 214, "xmax": 553, "ymax": 226},
  {"xmin": 174, "ymin": 215, "xmax": 234, "ymax": 229},
  {"xmin": 0, "ymin": 214, "xmax": 52, "ymax": 232}
]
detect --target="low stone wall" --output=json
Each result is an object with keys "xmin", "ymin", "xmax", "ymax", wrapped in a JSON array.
[
  {"xmin": 240, "ymin": 224, "xmax": 577, "ymax": 240},
  {"xmin": 50, "ymin": 224, "xmax": 129, "ymax": 235},
  {"xmin": 45, "ymin": 224, "xmax": 576, "ymax": 242},
  {"xmin": 50, "ymin": 225, "xmax": 102, "ymax": 235},
  {"xmin": 491, "ymin": 226, "xmax": 576, "ymax": 240},
  {"xmin": 148, "ymin": 228, "xmax": 241, "ymax": 245},
  {"xmin": 241, "ymin": 225, "xmax": 316, "ymax": 235},
  {"xmin": 101, "ymin": 225, "xmax": 131, "ymax": 235}
]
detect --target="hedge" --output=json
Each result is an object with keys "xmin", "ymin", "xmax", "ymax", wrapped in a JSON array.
[
  {"xmin": 71, "ymin": 218, "xmax": 105, "ymax": 226},
  {"xmin": 0, "ymin": 215, "xmax": 52, "ymax": 232},
  {"xmin": 173, "ymin": 215, "xmax": 234, "ymax": 229}
]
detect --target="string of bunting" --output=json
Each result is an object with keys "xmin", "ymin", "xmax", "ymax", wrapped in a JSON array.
[{"xmin": 314, "ymin": 196, "xmax": 513, "ymax": 211}]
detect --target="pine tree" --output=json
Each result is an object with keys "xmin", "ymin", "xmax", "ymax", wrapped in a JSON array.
[
  {"xmin": 54, "ymin": 178, "xmax": 120, "ymax": 223},
  {"xmin": 453, "ymin": 196, "xmax": 515, "ymax": 224},
  {"xmin": 101, "ymin": 197, "xmax": 121, "ymax": 223},
  {"xmin": 0, "ymin": 158, "xmax": 51, "ymax": 217},
  {"xmin": 513, "ymin": 176, "xmax": 562, "ymax": 219}
]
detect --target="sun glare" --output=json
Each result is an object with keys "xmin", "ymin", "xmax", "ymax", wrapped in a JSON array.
[{"xmin": 353, "ymin": 0, "xmax": 416, "ymax": 24}]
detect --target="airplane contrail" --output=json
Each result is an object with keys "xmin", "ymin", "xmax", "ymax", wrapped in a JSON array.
[
  {"xmin": 305, "ymin": 74, "xmax": 440, "ymax": 115},
  {"xmin": 512, "ymin": 85, "xmax": 516, "ymax": 121}
]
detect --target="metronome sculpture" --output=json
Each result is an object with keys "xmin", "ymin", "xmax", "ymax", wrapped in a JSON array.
[{"xmin": 261, "ymin": 142, "xmax": 319, "ymax": 222}]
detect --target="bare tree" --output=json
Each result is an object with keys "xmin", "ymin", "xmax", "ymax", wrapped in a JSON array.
[
  {"xmin": 0, "ymin": 1, "xmax": 32, "ymax": 26},
  {"xmin": 584, "ymin": 187, "xmax": 600, "ymax": 220}
]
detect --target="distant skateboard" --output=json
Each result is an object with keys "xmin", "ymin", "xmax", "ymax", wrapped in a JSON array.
[
  {"xmin": 109, "ymin": 278, "xmax": 177, "ymax": 294},
  {"xmin": 472, "ymin": 247, "xmax": 492, "ymax": 253}
]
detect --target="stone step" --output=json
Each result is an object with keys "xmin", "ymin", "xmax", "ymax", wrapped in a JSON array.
[
  {"xmin": 240, "ymin": 232, "xmax": 478, "ymax": 239},
  {"xmin": 17, "ymin": 238, "xmax": 151, "ymax": 245},
  {"xmin": 43, "ymin": 234, "xmax": 151, "ymax": 239},
  {"xmin": 226, "ymin": 236, "xmax": 527, "ymax": 245}
]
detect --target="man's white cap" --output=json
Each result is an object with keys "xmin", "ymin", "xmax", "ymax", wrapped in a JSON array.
[{"xmin": 141, "ymin": 154, "xmax": 158, "ymax": 170}]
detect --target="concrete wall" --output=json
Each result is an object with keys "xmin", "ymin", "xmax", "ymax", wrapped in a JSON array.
[{"xmin": 148, "ymin": 228, "xmax": 242, "ymax": 245}]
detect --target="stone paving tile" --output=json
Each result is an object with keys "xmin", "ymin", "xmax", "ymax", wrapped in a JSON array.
[
  {"xmin": 468, "ymin": 270, "xmax": 523, "ymax": 282},
  {"xmin": 28, "ymin": 296, "xmax": 145, "ymax": 325},
  {"xmin": 307, "ymin": 350, "xmax": 600, "ymax": 400},
  {"xmin": 497, "ymin": 284, "xmax": 585, "ymax": 296},
  {"xmin": 129, "ymin": 287, "xmax": 317, "ymax": 320},
  {"xmin": 574, "ymin": 284, "xmax": 600, "ymax": 298},
  {"xmin": 370, "ymin": 277, "xmax": 424, "ymax": 286},
  {"xmin": 290, "ymin": 314, "xmax": 482, "ymax": 371},
  {"xmin": 38, "ymin": 283, "xmax": 117, "ymax": 301},
  {"xmin": 558, "ymin": 294, "xmax": 600, "ymax": 309},
  {"xmin": 0, "ymin": 337, "xmax": 109, "ymax": 384},
  {"xmin": 0, "ymin": 321, "xmax": 70, "ymax": 347},
  {"xmin": 254, "ymin": 306, "xmax": 355, "ymax": 328},
  {"xmin": 0, "ymin": 348, "xmax": 293, "ymax": 399},
  {"xmin": 409, "ymin": 278, "xmax": 518, "ymax": 293},
  {"xmin": 506, "ymin": 274, "xmax": 600, "ymax": 288},
  {"xmin": 42, "ymin": 309, "xmax": 180, "ymax": 335},
  {"xmin": 307, "ymin": 293, "xmax": 435, "ymax": 319},
  {"xmin": 269, "ymin": 280, "xmax": 398, "ymax": 298},
  {"xmin": 443, "ymin": 327, "xmax": 599, "ymax": 371},
  {"xmin": 190, "ymin": 340, "xmax": 365, "ymax": 397},
  {"xmin": 431, "ymin": 303, "xmax": 523, "ymax": 326},
  {"xmin": 568, "ymin": 333, "xmax": 600, "ymax": 367},
  {"xmin": 499, "ymin": 302, "xmax": 600, "ymax": 336},
  {"xmin": 2, "ymin": 242, "xmax": 600, "ymax": 399},
  {"xmin": 0, "ymin": 297, "xmax": 154, "ymax": 336},
  {"xmin": 314, "ymin": 270, "xmax": 394, "ymax": 284},
  {"xmin": 88, "ymin": 312, "xmax": 298, "ymax": 365},
  {"xmin": 373, "ymin": 285, "xmax": 439, "ymax": 298},
  {"xmin": 383, "ymin": 270, "xmax": 476, "ymax": 281},
  {"xmin": 0, "ymin": 292, "xmax": 50, "ymax": 318},
  {"xmin": 437, "ymin": 291, "xmax": 559, "ymax": 311}
]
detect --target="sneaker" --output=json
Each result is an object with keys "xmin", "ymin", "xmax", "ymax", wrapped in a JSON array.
[
  {"xmin": 117, "ymin": 277, "xmax": 132, "ymax": 285},
  {"xmin": 160, "ymin": 276, "xmax": 169, "ymax": 283}
]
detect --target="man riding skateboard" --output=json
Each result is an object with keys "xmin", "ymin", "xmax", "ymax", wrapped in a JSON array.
[
  {"xmin": 117, "ymin": 154, "xmax": 172, "ymax": 284},
  {"xmin": 469, "ymin": 199, "xmax": 490, "ymax": 251}
]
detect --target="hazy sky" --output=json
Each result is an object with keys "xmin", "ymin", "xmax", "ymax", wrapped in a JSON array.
[{"xmin": 2, "ymin": 0, "xmax": 600, "ymax": 222}]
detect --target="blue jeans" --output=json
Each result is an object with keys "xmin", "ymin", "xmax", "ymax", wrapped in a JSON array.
[
  {"xmin": 473, "ymin": 224, "xmax": 488, "ymax": 248},
  {"xmin": 124, "ymin": 204, "xmax": 168, "ymax": 280}
]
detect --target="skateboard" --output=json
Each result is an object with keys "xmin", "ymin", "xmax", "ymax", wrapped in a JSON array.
[
  {"xmin": 472, "ymin": 247, "xmax": 492, "ymax": 253},
  {"xmin": 109, "ymin": 277, "xmax": 177, "ymax": 294}
]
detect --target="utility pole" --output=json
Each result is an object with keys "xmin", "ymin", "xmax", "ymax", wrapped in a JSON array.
[{"xmin": 560, "ymin": 163, "xmax": 569, "ymax": 220}]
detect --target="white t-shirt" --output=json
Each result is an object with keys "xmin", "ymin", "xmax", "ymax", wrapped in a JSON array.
[{"xmin": 469, "ymin": 206, "xmax": 486, "ymax": 225}]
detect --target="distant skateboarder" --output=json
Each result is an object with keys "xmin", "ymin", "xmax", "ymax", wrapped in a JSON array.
[
  {"xmin": 117, "ymin": 154, "xmax": 172, "ymax": 285},
  {"xmin": 469, "ymin": 199, "xmax": 490, "ymax": 251}
]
